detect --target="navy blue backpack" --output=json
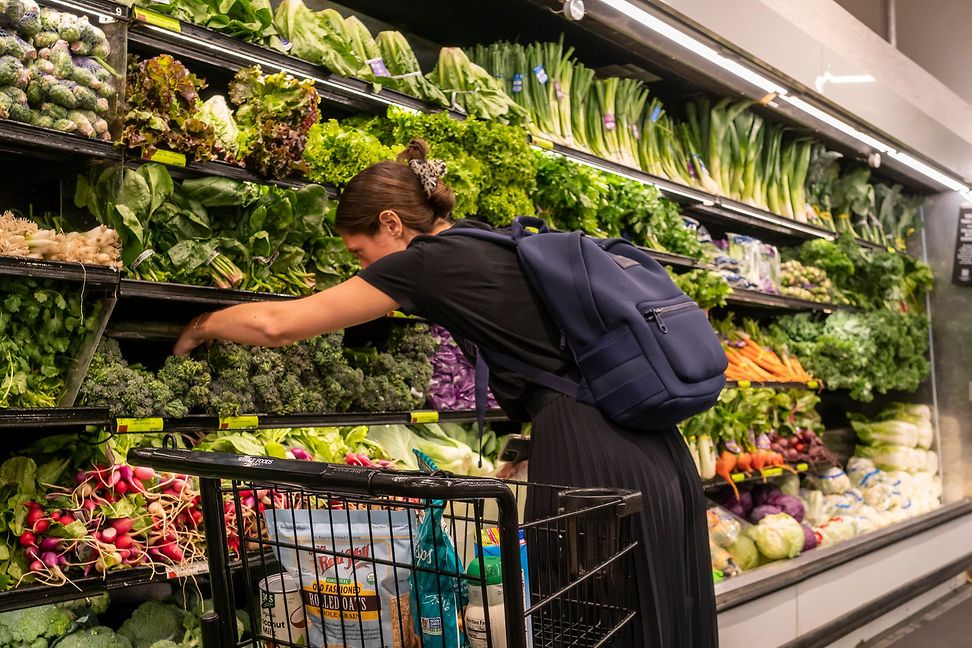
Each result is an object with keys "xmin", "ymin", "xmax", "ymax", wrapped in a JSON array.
[{"xmin": 439, "ymin": 216, "xmax": 727, "ymax": 433}]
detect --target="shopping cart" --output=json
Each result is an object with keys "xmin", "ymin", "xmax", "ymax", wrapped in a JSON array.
[{"xmin": 128, "ymin": 447, "xmax": 642, "ymax": 648}]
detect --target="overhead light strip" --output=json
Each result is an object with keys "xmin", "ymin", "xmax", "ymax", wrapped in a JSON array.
[{"xmin": 592, "ymin": 0, "xmax": 970, "ymax": 193}]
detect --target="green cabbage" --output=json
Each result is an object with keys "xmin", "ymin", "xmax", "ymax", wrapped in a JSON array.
[
  {"xmin": 852, "ymin": 419, "xmax": 918, "ymax": 448},
  {"xmin": 727, "ymin": 535, "xmax": 759, "ymax": 570},
  {"xmin": 854, "ymin": 444, "xmax": 925, "ymax": 472},
  {"xmin": 748, "ymin": 513, "xmax": 804, "ymax": 560}
]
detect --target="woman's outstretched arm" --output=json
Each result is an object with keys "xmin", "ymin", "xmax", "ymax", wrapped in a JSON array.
[{"xmin": 173, "ymin": 276, "xmax": 399, "ymax": 355}]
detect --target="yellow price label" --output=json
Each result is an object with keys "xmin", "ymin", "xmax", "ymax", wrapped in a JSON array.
[
  {"xmin": 887, "ymin": 246, "xmax": 896, "ymax": 254},
  {"xmin": 531, "ymin": 136, "xmax": 554, "ymax": 150},
  {"xmin": 409, "ymin": 410, "xmax": 439, "ymax": 424},
  {"xmin": 146, "ymin": 149, "xmax": 187, "ymax": 167},
  {"xmin": 388, "ymin": 310, "xmax": 421, "ymax": 320},
  {"xmin": 736, "ymin": 380, "xmax": 751, "ymax": 389},
  {"xmin": 219, "ymin": 415, "xmax": 260, "ymax": 430},
  {"xmin": 133, "ymin": 8, "xmax": 182, "ymax": 32},
  {"xmin": 796, "ymin": 463, "xmax": 809, "ymax": 471},
  {"xmin": 731, "ymin": 472, "xmax": 745, "ymax": 482},
  {"xmin": 762, "ymin": 467, "xmax": 783, "ymax": 478},
  {"xmin": 116, "ymin": 418, "xmax": 164, "ymax": 433},
  {"xmin": 807, "ymin": 380, "xmax": 819, "ymax": 389}
]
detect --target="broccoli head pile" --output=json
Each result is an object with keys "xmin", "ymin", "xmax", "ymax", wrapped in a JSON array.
[{"xmin": 79, "ymin": 325, "xmax": 440, "ymax": 416}]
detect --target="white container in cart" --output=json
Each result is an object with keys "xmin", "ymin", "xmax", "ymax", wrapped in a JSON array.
[
  {"xmin": 465, "ymin": 557, "xmax": 508, "ymax": 648},
  {"xmin": 259, "ymin": 573, "xmax": 308, "ymax": 648}
]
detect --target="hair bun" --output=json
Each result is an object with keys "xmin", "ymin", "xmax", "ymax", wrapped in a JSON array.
[
  {"xmin": 427, "ymin": 181, "xmax": 456, "ymax": 220},
  {"xmin": 397, "ymin": 138, "xmax": 429, "ymax": 163}
]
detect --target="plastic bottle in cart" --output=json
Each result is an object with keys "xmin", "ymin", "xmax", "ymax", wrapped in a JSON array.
[{"xmin": 465, "ymin": 557, "xmax": 507, "ymax": 648}]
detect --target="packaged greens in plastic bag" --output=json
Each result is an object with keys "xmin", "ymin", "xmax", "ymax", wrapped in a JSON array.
[{"xmin": 412, "ymin": 450, "xmax": 468, "ymax": 647}]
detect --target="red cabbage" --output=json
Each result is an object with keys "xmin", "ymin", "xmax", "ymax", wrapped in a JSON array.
[
  {"xmin": 720, "ymin": 490, "xmax": 753, "ymax": 518},
  {"xmin": 801, "ymin": 524, "xmax": 818, "ymax": 551},
  {"xmin": 427, "ymin": 325, "xmax": 497, "ymax": 411},
  {"xmin": 772, "ymin": 495, "xmax": 805, "ymax": 522},
  {"xmin": 749, "ymin": 504, "xmax": 782, "ymax": 524}
]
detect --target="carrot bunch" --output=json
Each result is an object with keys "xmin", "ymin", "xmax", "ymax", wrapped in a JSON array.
[{"xmin": 723, "ymin": 333, "xmax": 815, "ymax": 383}]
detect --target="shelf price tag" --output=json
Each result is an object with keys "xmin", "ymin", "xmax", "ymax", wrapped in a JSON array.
[
  {"xmin": 795, "ymin": 462, "xmax": 809, "ymax": 471},
  {"xmin": 388, "ymin": 310, "xmax": 419, "ymax": 320},
  {"xmin": 409, "ymin": 410, "xmax": 439, "ymax": 424},
  {"xmin": 762, "ymin": 467, "xmax": 783, "ymax": 478},
  {"xmin": 530, "ymin": 136, "xmax": 554, "ymax": 150},
  {"xmin": 731, "ymin": 472, "xmax": 745, "ymax": 482},
  {"xmin": 219, "ymin": 415, "xmax": 260, "ymax": 430},
  {"xmin": 736, "ymin": 380, "xmax": 751, "ymax": 389},
  {"xmin": 133, "ymin": 8, "xmax": 182, "ymax": 32},
  {"xmin": 806, "ymin": 380, "xmax": 819, "ymax": 389},
  {"xmin": 146, "ymin": 149, "xmax": 186, "ymax": 167},
  {"xmin": 116, "ymin": 418, "xmax": 164, "ymax": 433}
]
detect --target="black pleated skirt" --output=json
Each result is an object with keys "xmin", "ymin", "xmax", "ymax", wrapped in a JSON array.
[{"xmin": 525, "ymin": 395, "xmax": 719, "ymax": 648}]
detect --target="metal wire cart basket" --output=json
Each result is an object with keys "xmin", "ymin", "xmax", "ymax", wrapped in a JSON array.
[{"xmin": 128, "ymin": 447, "xmax": 642, "ymax": 648}]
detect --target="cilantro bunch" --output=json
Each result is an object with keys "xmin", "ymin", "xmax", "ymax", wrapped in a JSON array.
[{"xmin": 0, "ymin": 277, "xmax": 101, "ymax": 408}]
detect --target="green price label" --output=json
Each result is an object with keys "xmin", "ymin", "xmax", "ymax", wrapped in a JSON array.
[
  {"xmin": 409, "ymin": 410, "xmax": 439, "ymax": 424},
  {"xmin": 116, "ymin": 418, "xmax": 164, "ymax": 433},
  {"xmin": 147, "ymin": 149, "xmax": 187, "ymax": 167},
  {"xmin": 134, "ymin": 8, "xmax": 182, "ymax": 32},
  {"xmin": 531, "ymin": 136, "xmax": 554, "ymax": 150},
  {"xmin": 731, "ymin": 472, "xmax": 745, "ymax": 482},
  {"xmin": 219, "ymin": 415, "xmax": 260, "ymax": 430}
]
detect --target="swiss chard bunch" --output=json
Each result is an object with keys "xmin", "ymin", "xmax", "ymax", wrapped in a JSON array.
[
  {"xmin": 121, "ymin": 54, "xmax": 216, "ymax": 162},
  {"xmin": 230, "ymin": 66, "xmax": 319, "ymax": 178}
]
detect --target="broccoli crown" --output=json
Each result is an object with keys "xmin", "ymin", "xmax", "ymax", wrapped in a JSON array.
[
  {"xmin": 58, "ymin": 627, "xmax": 131, "ymax": 648},
  {"xmin": 0, "ymin": 604, "xmax": 74, "ymax": 647},
  {"xmin": 116, "ymin": 601, "xmax": 183, "ymax": 648}
]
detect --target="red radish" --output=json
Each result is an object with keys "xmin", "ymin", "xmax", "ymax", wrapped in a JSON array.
[
  {"xmin": 118, "ymin": 465, "xmax": 133, "ymax": 482},
  {"xmin": 26, "ymin": 508, "xmax": 44, "ymax": 525},
  {"xmin": 111, "ymin": 518, "xmax": 134, "ymax": 534},
  {"xmin": 49, "ymin": 510, "xmax": 60, "ymax": 521},
  {"xmin": 118, "ymin": 549, "xmax": 131, "ymax": 559},
  {"xmin": 33, "ymin": 519, "xmax": 50, "ymax": 533},
  {"xmin": 101, "ymin": 527, "xmax": 117, "ymax": 542},
  {"xmin": 115, "ymin": 534, "xmax": 133, "ymax": 550},
  {"xmin": 82, "ymin": 499, "xmax": 96, "ymax": 512},
  {"xmin": 133, "ymin": 466, "xmax": 155, "ymax": 481},
  {"xmin": 39, "ymin": 537, "xmax": 58, "ymax": 551},
  {"xmin": 19, "ymin": 531, "xmax": 35, "ymax": 547},
  {"xmin": 59, "ymin": 514, "xmax": 75, "ymax": 526},
  {"xmin": 26, "ymin": 546, "xmax": 40, "ymax": 562},
  {"xmin": 30, "ymin": 560, "xmax": 44, "ymax": 572},
  {"xmin": 160, "ymin": 544, "xmax": 184, "ymax": 562},
  {"xmin": 147, "ymin": 502, "xmax": 164, "ymax": 517},
  {"xmin": 41, "ymin": 552, "xmax": 57, "ymax": 567},
  {"xmin": 115, "ymin": 481, "xmax": 129, "ymax": 495}
]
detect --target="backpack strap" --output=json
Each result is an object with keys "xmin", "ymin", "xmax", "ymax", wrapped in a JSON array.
[{"xmin": 472, "ymin": 343, "xmax": 581, "ymax": 465}]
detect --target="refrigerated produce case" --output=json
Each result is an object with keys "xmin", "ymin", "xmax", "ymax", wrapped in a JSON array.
[{"xmin": 0, "ymin": 0, "xmax": 969, "ymax": 646}]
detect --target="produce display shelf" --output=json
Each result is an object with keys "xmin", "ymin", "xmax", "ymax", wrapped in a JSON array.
[
  {"xmin": 123, "ymin": 155, "xmax": 340, "ymax": 197},
  {"xmin": 702, "ymin": 461, "xmax": 812, "ymax": 492},
  {"xmin": 118, "ymin": 279, "xmax": 295, "ymax": 306},
  {"xmin": 714, "ymin": 499, "xmax": 972, "ymax": 612},
  {"xmin": 726, "ymin": 288, "xmax": 849, "ymax": 312},
  {"xmin": 0, "ymin": 561, "xmax": 211, "ymax": 613},
  {"xmin": 111, "ymin": 409, "xmax": 510, "ymax": 434},
  {"xmin": 0, "ymin": 120, "xmax": 121, "ymax": 161},
  {"xmin": 0, "ymin": 408, "xmax": 109, "ymax": 431},
  {"xmin": 0, "ymin": 256, "xmax": 120, "ymax": 286},
  {"xmin": 124, "ymin": 12, "xmax": 457, "ymax": 119},
  {"xmin": 119, "ymin": 10, "xmax": 894, "ymax": 257},
  {"xmin": 724, "ymin": 381, "xmax": 821, "ymax": 390}
]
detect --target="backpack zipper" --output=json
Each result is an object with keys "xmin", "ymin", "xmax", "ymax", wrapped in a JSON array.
[{"xmin": 643, "ymin": 301, "xmax": 696, "ymax": 334}]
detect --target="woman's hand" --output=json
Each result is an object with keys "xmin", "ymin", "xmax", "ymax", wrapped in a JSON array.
[
  {"xmin": 171, "ymin": 277, "xmax": 400, "ymax": 354},
  {"xmin": 173, "ymin": 313, "xmax": 211, "ymax": 356}
]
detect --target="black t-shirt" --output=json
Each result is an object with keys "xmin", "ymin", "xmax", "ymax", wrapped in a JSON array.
[{"xmin": 357, "ymin": 220, "xmax": 572, "ymax": 420}]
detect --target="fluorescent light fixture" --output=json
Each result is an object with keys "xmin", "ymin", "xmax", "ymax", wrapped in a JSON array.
[
  {"xmin": 780, "ymin": 95, "xmax": 894, "ymax": 153},
  {"xmin": 889, "ymin": 151, "xmax": 971, "ymax": 193},
  {"xmin": 593, "ymin": 0, "xmax": 788, "ymax": 96},
  {"xmin": 49, "ymin": 0, "xmax": 120, "ymax": 20},
  {"xmin": 720, "ymin": 202, "xmax": 836, "ymax": 239},
  {"xmin": 814, "ymin": 72, "xmax": 876, "ymax": 92}
]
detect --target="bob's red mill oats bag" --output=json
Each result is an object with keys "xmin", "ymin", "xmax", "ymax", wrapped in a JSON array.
[{"xmin": 267, "ymin": 510, "xmax": 418, "ymax": 648}]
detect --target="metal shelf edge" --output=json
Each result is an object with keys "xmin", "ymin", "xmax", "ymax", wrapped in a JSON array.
[
  {"xmin": 0, "ymin": 408, "xmax": 109, "ymax": 429},
  {"xmin": 0, "ymin": 257, "xmax": 120, "ymax": 286}
]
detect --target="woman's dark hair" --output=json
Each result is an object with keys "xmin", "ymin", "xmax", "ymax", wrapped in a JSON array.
[{"xmin": 335, "ymin": 138, "xmax": 456, "ymax": 235}]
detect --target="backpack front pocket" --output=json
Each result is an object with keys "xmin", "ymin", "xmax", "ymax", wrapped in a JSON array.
[
  {"xmin": 640, "ymin": 301, "xmax": 727, "ymax": 384},
  {"xmin": 575, "ymin": 326, "xmax": 667, "ymax": 419}
]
